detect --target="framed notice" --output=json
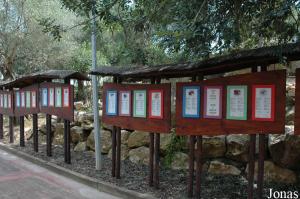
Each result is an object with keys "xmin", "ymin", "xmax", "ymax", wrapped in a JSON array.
[
  {"xmin": 149, "ymin": 90, "xmax": 163, "ymax": 119},
  {"xmin": 182, "ymin": 86, "xmax": 200, "ymax": 118},
  {"xmin": 49, "ymin": 88, "xmax": 54, "ymax": 107},
  {"xmin": 4, "ymin": 94, "xmax": 7, "ymax": 108},
  {"xmin": 16, "ymin": 92, "xmax": 20, "ymax": 107},
  {"xmin": 8, "ymin": 94, "xmax": 11, "ymax": 108},
  {"xmin": 31, "ymin": 91, "xmax": 36, "ymax": 108},
  {"xmin": 21, "ymin": 92, "xmax": 25, "ymax": 107},
  {"xmin": 106, "ymin": 90, "xmax": 117, "ymax": 115},
  {"xmin": 252, "ymin": 85, "xmax": 275, "ymax": 121},
  {"xmin": 119, "ymin": 91, "xmax": 131, "ymax": 116},
  {"xmin": 42, "ymin": 88, "xmax": 48, "ymax": 107},
  {"xmin": 26, "ymin": 91, "xmax": 31, "ymax": 108},
  {"xmin": 133, "ymin": 90, "xmax": 146, "ymax": 118},
  {"xmin": 226, "ymin": 86, "xmax": 247, "ymax": 120},
  {"xmin": 55, "ymin": 87, "xmax": 62, "ymax": 107},
  {"xmin": 204, "ymin": 86, "xmax": 222, "ymax": 119},
  {"xmin": 63, "ymin": 87, "xmax": 70, "ymax": 107}
]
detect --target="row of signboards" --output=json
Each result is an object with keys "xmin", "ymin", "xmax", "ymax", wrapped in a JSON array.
[
  {"xmin": 0, "ymin": 82, "xmax": 74, "ymax": 121},
  {"xmin": 103, "ymin": 70, "xmax": 286, "ymax": 135}
]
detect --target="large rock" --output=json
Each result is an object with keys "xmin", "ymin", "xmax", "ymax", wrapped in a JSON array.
[
  {"xmin": 171, "ymin": 152, "xmax": 189, "ymax": 170},
  {"xmin": 54, "ymin": 123, "xmax": 64, "ymax": 136},
  {"xmin": 128, "ymin": 131, "xmax": 149, "ymax": 148},
  {"xmin": 226, "ymin": 134, "xmax": 249, "ymax": 162},
  {"xmin": 121, "ymin": 130, "xmax": 131, "ymax": 145},
  {"xmin": 128, "ymin": 146, "xmax": 149, "ymax": 165},
  {"xmin": 74, "ymin": 101, "xmax": 84, "ymax": 110},
  {"xmin": 208, "ymin": 160, "xmax": 241, "ymax": 176},
  {"xmin": 246, "ymin": 160, "xmax": 297, "ymax": 184},
  {"xmin": 197, "ymin": 136, "xmax": 226, "ymax": 158},
  {"xmin": 86, "ymin": 129, "xmax": 112, "ymax": 154},
  {"xmin": 70, "ymin": 126, "xmax": 84, "ymax": 144},
  {"xmin": 268, "ymin": 126, "xmax": 300, "ymax": 169},
  {"xmin": 108, "ymin": 144, "xmax": 129, "ymax": 160},
  {"xmin": 74, "ymin": 142, "xmax": 87, "ymax": 152},
  {"xmin": 160, "ymin": 133, "xmax": 173, "ymax": 153}
]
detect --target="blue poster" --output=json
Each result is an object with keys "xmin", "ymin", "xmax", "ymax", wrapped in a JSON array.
[{"xmin": 42, "ymin": 88, "xmax": 48, "ymax": 107}]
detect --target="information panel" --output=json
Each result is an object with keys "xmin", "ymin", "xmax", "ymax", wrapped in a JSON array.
[
  {"xmin": 176, "ymin": 70, "xmax": 286, "ymax": 136},
  {"xmin": 14, "ymin": 84, "xmax": 39, "ymax": 116},
  {"xmin": 102, "ymin": 83, "xmax": 171, "ymax": 133},
  {"xmin": 39, "ymin": 82, "xmax": 74, "ymax": 121},
  {"xmin": 0, "ymin": 90, "xmax": 14, "ymax": 116}
]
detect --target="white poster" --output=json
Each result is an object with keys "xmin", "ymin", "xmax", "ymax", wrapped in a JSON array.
[
  {"xmin": 16, "ymin": 92, "xmax": 20, "ymax": 107},
  {"xmin": 32, "ymin": 91, "xmax": 36, "ymax": 108},
  {"xmin": 21, "ymin": 92, "xmax": 25, "ymax": 107},
  {"xmin": 42, "ymin": 88, "xmax": 48, "ymax": 106},
  {"xmin": 183, "ymin": 87, "xmax": 199, "ymax": 117},
  {"xmin": 26, "ymin": 91, "xmax": 31, "ymax": 108},
  {"xmin": 205, "ymin": 88, "xmax": 221, "ymax": 117},
  {"xmin": 8, "ymin": 94, "xmax": 11, "ymax": 108},
  {"xmin": 255, "ymin": 88, "xmax": 272, "ymax": 119},
  {"xmin": 120, "ymin": 91, "xmax": 130, "ymax": 115},
  {"xmin": 55, "ymin": 87, "xmax": 62, "ymax": 107},
  {"xmin": 134, "ymin": 91, "xmax": 146, "ymax": 117},
  {"xmin": 4, "ymin": 94, "xmax": 7, "ymax": 108},
  {"xmin": 228, "ymin": 87, "xmax": 246, "ymax": 119},
  {"xmin": 63, "ymin": 88, "xmax": 70, "ymax": 107},
  {"xmin": 107, "ymin": 91, "xmax": 117, "ymax": 115},
  {"xmin": 150, "ymin": 91, "xmax": 162, "ymax": 117},
  {"xmin": 49, "ymin": 88, "xmax": 54, "ymax": 106}
]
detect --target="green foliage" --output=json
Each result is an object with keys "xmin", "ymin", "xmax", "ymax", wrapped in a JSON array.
[{"xmin": 163, "ymin": 132, "xmax": 187, "ymax": 168}]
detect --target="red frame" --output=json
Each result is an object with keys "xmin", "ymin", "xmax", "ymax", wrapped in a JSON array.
[
  {"xmin": 148, "ymin": 90, "xmax": 164, "ymax": 119},
  {"xmin": 203, "ymin": 86, "xmax": 223, "ymax": 119},
  {"xmin": 118, "ymin": 90, "xmax": 131, "ymax": 116},
  {"xmin": 62, "ymin": 86, "xmax": 71, "ymax": 108},
  {"xmin": 252, "ymin": 85, "xmax": 275, "ymax": 121},
  {"xmin": 31, "ymin": 91, "xmax": 36, "ymax": 108}
]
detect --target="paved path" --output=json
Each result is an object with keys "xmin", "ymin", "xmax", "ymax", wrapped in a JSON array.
[{"xmin": 0, "ymin": 149, "xmax": 121, "ymax": 199}]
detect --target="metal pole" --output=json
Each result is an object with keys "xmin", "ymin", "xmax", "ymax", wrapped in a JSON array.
[
  {"xmin": 33, "ymin": 114, "xmax": 38, "ymax": 152},
  {"xmin": 46, "ymin": 114, "xmax": 52, "ymax": 156},
  {"xmin": 64, "ymin": 78, "xmax": 71, "ymax": 164},
  {"xmin": 112, "ymin": 126, "xmax": 116, "ymax": 177},
  {"xmin": 91, "ymin": 0, "xmax": 102, "ymax": 170},
  {"xmin": 0, "ymin": 114, "xmax": 3, "ymax": 140},
  {"xmin": 9, "ymin": 116, "xmax": 14, "ymax": 143},
  {"xmin": 149, "ymin": 78, "xmax": 155, "ymax": 186},
  {"xmin": 20, "ymin": 116, "xmax": 25, "ymax": 147}
]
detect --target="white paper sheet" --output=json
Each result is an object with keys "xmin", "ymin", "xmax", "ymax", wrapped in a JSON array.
[
  {"xmin": 206, "ymin": 88, "xmax": 221, "ymax": 117},
  {"xmin": 151, "ymin": 92, "xmax": 162, "ymax": 117},
  {"xmin": 120, "ymin": 92, "xmax": 130, "ymax": 115},
  {"xmin": 134, "ymin": 91, "xmax": 146, "ymax": 117},
  {"xmin": 42, "ymin": 89, "xmax": 47, "ymax": 106},
  {"xmin": 255, "ymin": 88, "xmax": 272, "ymax": 119},
  {"xmin": 32, "ymin": 91, "xmax": 36, "ymax": 108},
  {"xmin": 184, "ymin": 88, "xmax": 199, "ymax": 116},
  {"xmin": 107, "ymin": 91, "xmax": 117, "ymax": 114},
  {"xmin": 63, "ymin": 88, "xmax": 69, "ymax": 107},
  {"xmin": 229, "ymin": 88, "xmax": 245, "ymax": 118},
  {"xmin": 49, "ymin": 88, "xmax": 54, "ymax": 106},
  {"xmin": 16, "ymin": 92, "xmax": 20, "ymax": 107}
]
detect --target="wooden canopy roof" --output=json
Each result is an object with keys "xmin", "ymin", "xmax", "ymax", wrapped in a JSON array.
[
  {"xmin": 0, "ymin": 70, "xmax": 90, "ymax": 89},
  {"xmin": 91, "ymin": 42, "xmax": 300, "ymax": 79}
]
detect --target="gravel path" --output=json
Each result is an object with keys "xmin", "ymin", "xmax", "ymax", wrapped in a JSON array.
[{"xmin": 8, "ymin": 142, "xmax": 300, "ymax": 199}]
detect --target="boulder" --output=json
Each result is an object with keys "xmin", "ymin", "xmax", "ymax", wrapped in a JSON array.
[
  {"xmin": 86, "ymin": 129, "xmax": 112, "ymax": 154},
  {"xmin": 53, "ymin": 134, "xmax": 64, "ymax": 145},
  {"xmin": 54, "ymin": 123, "xmax": 64, "ymax": 136},
  {"xmin": 226, "ymin": 134, "xmax": 249, "ymax": 162},
  {"xmin": 246, "ymin": 160, "xmax": 297, "ymax": 184},
  {"xmin": 121, "ymin": 130, "xmax": 131, "ymax": 145},
  {"xmin": 74, "ymin": 142, "xmax": 87, "ymax": 152},
  {"xmin": 108, "ymin": 144, "xmax": 129, "ymax": 160},
  {"xmin": 160, "ymin": 133, "xmax": 173, "ymax": 153},
  {"xmin": 268, "ymin": 126, "xmax": 300, "ymax": 169},
  {"xmin": 171, "ymin": 152, "xmax": 189, "ymax": 170},
  {"xmin": 128, "ymin": 131, "xmax": 149, "ymax": 148},
  {"xmin": 197, "ymin": 136, "xmax": 226, "ymax": 158},
  {"xmin": 208, "ymin": 160, "xmax": 241, "ymax": 176},
  {"xmin": 128, "ymin": 146, "xmax": 149, "ymax": 165},
  {"xmin": 74, "ymin": 101, "xmax": 84, "ymax": 110},
  {"xmin": 71, "ymin": 126, "xmax": 83, "ymax": 143}
]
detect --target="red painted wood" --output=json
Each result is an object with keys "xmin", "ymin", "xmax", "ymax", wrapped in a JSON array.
[
  {"xmin": 14, "ymin": 84, "xmax": 39, "ymax": 116},
  {"xmin": 102, "ymin": 83, "xmax": 171, "ymax": 133},
  {"xmin": 176, "ymin": 70, "xmax": 286, "ymax": 135},
  {"xmin": 0, "ymin": 90, "xmax": 14, "ymax": 116}
]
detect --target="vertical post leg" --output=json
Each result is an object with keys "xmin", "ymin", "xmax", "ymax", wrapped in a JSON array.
[
  {"xmin": 257, "ymin": 134, "xmax": 265, "ymax": 199},
  {"xmin": 9, "ymin": 116, "xmax": 14, "ymax": 143},
  {"xmin": 154, "ymin": 133, "xmax": 160, "ymax": 189},
  {"xmin": 116, "ymin": 127, "xmax": 121, "ymax": 179},
  {"xmin": 64, "ymin": 119, "xmax": 71, "ymax": 164},
  {"xmin": 195, "ymin": 136, "xmax": 202, "ymax": 199},
  {"xmin": 0, "ymin": 114, "xmax": 3, "ymax": 140},
  {"xmin": 149, "ymin": 133, "xmax": 154, "ymax": 186},
  {"xmin": 46, "ymin": 114, "xmax": 52, "ymax": 156},
  {"xmin": 247, "ymin": 134, "xmax": 256, "ymax": 199},
  {"xmin": 188, "ymin": 135, "xmax": 195, "ymax": 197},
  {"xmin": 112, "ymin": 126, "xmax": 116, "ymax": 177},
  {"xmin": 20, "ymin": 116, "xmax": 25, "ymax": 147},
  {"xmin": 33, "ymin": 114, "xmax": 38, "ymax": 152}
]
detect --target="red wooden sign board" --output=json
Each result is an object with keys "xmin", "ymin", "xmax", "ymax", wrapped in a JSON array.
[
  {"xmin": 39, "ymin": 82, "xmax": 74, "ymax": 121},
  {"xmin": 14, "ymin": 84, "xmax": 40, "ymax": 116},
  {"xmin": 176, "ymin": 70, "xmax": 286, "ymax": 136},
  {"xmin": 0, "ymin": 90, "xmax": 14, "ymax": 116},
  {"xmin": 102, "ymin": 83, "xmax": 171, "ymax": 133}
]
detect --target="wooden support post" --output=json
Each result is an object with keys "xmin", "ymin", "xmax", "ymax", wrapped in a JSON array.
[
  {"xmin": 188, "ymin": 136, "xmax": 195, "ymax": 197},
  {"xmin": 64, "ymin": 78, "xmax": 71, "ymax": 164},
  {"xmin": 154, "ymin": 133, "xmax": 160, "ymax": 189},
  {"xmin": 149, "ymin": 132, "xmax": 154, "ymax": 186},
  {"xmin": 112, "ymin": 126, "xmax": 116, "ymax": 177},
  {"xmin": 46, "ymin": 114, "xmax": 52, "ymax": 156},
  {"xmin": 116, "ymin": 127, "xmax": 121, "ymax": 179},
  {"xmin": 195, "ymin": 135, "xmax": 202, "ymax": 199},
  {"xmin": 33, "ymin": 114, "xmax": 38, "ymax": 152},
  {"xmin": 9, "ymin": 116, "xmax": 14, "ymax": 143},
  {"xmin": 0, "ymin": 114, "xmax": 3, "ymax": 140},
  {"xmin": 20, "ymin": 116, "xmax": 25, "ymax": 147}
]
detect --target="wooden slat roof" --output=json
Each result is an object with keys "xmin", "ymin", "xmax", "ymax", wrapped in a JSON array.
[
  {"xmin": 91, "ymin": 42, "xmax": 300, "ymax": 79},
  {"xmin": 0, "ymin": 70, "xmax": 90, "ymax": 89}
]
